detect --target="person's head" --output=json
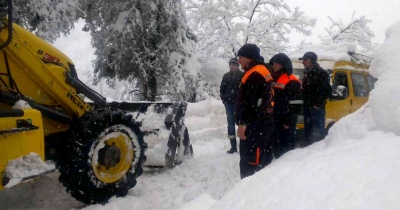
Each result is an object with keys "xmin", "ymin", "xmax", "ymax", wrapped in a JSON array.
[
  {"xmin": 228, "ymin": 58, "xmax": 239, "ymax": 71},
  {"xmin": 269, "ymin": 53, "xmax": 293, "ymax": 74},
  {"xmin": 339, "ymin": 76, "xmax": 347, "ymax": 85},
  {"xmin": 237, "ymin": 44, "xmax": 261, "ymax": 70},
  {"xmin": 299, "ymin": 51, "xmax": 318, "ymax": 69}
]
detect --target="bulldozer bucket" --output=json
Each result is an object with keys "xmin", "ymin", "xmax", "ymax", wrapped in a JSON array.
[{"xmin": 104, "ymin": 101, "xmax": 193, "ymax": 168}]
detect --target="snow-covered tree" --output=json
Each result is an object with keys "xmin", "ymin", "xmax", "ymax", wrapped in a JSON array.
[
  {"xmin": 185, "ymin": 0, "xmax": 316, "ymax": 63},
  {"xmin": 320, "ymin": 12, "xmax": 377, "ymax": 56},
  {"xmin": 2, "ymin": 0, "xmax": 82, "ymax": 42},
  {"xmin": 82, "ymin": 0, "xmax": 202, "ymax": 101}
]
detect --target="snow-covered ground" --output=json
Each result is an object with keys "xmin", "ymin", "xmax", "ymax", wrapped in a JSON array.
[{"xmin": 0, "ymin": 99, "xmax": 239, "ymax": 210}]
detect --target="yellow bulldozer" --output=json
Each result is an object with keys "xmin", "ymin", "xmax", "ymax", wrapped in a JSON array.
[{"xmin": 0, "ymin": 0, "xmax": 193, "ymax": 204}]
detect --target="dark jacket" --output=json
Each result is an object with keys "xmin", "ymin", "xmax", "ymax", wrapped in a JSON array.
[
  {"xmin": 220, "ymin": 70, "xmax": 244, "ymax": 104},
  {"xmin": 273, "ymin": 72, "xmax": 302, "ymax": 125},
  {"xmin": 302, "ymin": 63, "xmax": 332, "ymax": 107},
  {"xmin": 270, "ymin": 53, "xmax": 302, "ymax": 125},
  {"xmin": 235, "ymin": 61, "xmax": 274, "ymax": 126}
]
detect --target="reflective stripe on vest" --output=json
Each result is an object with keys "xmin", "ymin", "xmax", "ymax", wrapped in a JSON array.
[
  {"xmin": 289, "ymin": 100, "xmax": 303, "ymax": 104},
  {"xmin": 274, "ymin": 73, "xmax": 300, "ymax": 90},
  {"xmin": 241, "ymin": 65, "xmax": 272, "ymax": 85}
]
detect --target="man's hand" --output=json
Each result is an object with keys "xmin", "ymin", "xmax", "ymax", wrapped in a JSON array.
[
  {"xmin": 237, "ymin": 125, "xmax": 247, "ymax": 140},
  {"xmin": 313, "ymin": 105, "xmax": 320, "ymax": 110},
  {"xmin": 283, "ymin": 124, "xmax": 289, "ymax": 129}
]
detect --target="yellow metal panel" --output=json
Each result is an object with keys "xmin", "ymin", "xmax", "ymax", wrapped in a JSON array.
[
  {"xmin": 0, "ymin": 109, "xmax": 44, "ymax": 190},
  {"xmin": 0, "ymin": 22, "xmax": 92, "ymax": 118}
]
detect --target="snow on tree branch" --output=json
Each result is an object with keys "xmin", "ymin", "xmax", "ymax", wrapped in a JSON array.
[
  {"xmin": 185, "ymin": 0, "xmax": 315, "ymax": 62},
  {"xmin": 319, "ymin": 11, "xmax": 377, "ymax": 56},
  {"xmin": 8, "ymin": 0, "xmax": 81, "ymax": 42}
]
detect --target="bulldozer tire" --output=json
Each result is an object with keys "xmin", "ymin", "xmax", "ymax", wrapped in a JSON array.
[
  {"xmin": 165, "ymin": 125, "xmax": 193, "ymax": 168},
  {"xmin": 56, "ymin": 108, "xmax": 147, "ymax": 204}
]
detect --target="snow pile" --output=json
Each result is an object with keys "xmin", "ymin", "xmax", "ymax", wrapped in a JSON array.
[
  {"xmin": 368, "ymin": 21, "xmax": 400, "ymax": 134},
  {"xmin": 4, "ymin": 153, "xmax": 54, "ymax": 188},
  {"xmin": 133, "ymin": 104, "xmax": 168, "ymax": 131},
  {"xmin": 179, "ymin": 194, "xmax": 216, "ymax": 210},
  {"xmin": 131, "ymin": 104, "xmax": 177, "ymax": 166},
  {"xmin": 184, "ymin": 99, "xmax": 227, "ymax": 143},
  {"xmin": 290, "ymin": 42, "xmax": 356, "ymax": 62}
]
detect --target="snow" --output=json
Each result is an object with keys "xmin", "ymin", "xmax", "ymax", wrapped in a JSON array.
[
  {"xmin": 179, "ymin": 194, "xmax": 216, "ymax": 210},
  {"xmin": 201, "ymin": 58, "xmax": 230, "ymax": 83},
  {"xmin": 12, "ymin": 100, "xmax": 32, "ymax": 109},
  {"xmin": 4, "ymin": 153, "xmax": 54, "ymax": 188},
  {"xmin": 290, "ymin": 42, "xmax": 369, "ymax": 70},
  {"xmin": 290, "ymin": 42, "xmax": 356, "ymax": 62},
  {"xmin": 368, "ymin": 21, "xmax": 400, "ymax": 135}
]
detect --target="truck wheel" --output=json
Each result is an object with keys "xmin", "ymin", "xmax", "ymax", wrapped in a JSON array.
[
  {"xmin": 57, "ymin": 108, "xmax": 147, "ymax": 204},
  {"xmin": 165, "ymin": 125, "xmax": 193, "ymax": 168}
]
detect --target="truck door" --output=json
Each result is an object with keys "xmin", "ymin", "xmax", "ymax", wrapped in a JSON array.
[
  {"xmin": 350, "ymin": 73, "xmax": 369, "ymax": 112},
  {"xmin": 326, "ymin": 71, "xmax": 352, "ymax": 121}
]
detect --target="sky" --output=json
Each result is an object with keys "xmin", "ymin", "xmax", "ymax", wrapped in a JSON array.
[{"xmin": 284, "ymin": 0, "xmax": 400, "ymax": 46}]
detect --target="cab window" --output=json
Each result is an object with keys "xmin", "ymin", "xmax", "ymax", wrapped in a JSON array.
[
  {"xmin": 331, "ymin": 72, "xmax": 349, "ymax": 100},
  {"xmin": 351, "ymin": 73, "xmax": 368, "ymax": 97}
]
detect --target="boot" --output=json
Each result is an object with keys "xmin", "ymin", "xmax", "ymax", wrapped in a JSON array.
[{"xmin": 227, "ymin": 139, "xmax": 237, "ymax": 154}]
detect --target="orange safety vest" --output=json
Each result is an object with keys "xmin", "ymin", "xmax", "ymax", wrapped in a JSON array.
[
  {"xmin": 241, "ymin": 65, "xmax": 272, "ymax": 85},
  {"xmin": 240, "ymin": 65, "xmax": 274, "ymax": 109},
  {"xmin": 274, "ymin": 73, "xmax": 300, "ymax": 90}
]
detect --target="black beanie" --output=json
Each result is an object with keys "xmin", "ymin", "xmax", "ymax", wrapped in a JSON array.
[{"xmin": 237, "ymin": 44, "xmax": 260, "ymax": 60}]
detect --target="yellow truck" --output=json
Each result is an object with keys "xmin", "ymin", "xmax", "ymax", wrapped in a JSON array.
[{"xmin": 292, "ymin": 52, "xmax": 376, "ymax": 142}]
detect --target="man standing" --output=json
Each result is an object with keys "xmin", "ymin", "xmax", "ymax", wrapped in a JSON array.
[
  {"xmin": 220, "ymin": 58, "xmax": 243, "ymax": 154},
  {"xmin": 235, "ymin": 44, "xmax": 274, "ymax": 179},
  {"xmin": 299, "ymin": 52, "xmax": 332, "ymax": 146},
  {"xmin": 269, "ymin": 53, "xmax": 302, "ymax": 158}
]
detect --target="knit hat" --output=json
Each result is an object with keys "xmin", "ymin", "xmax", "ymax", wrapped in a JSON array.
[
  {"xmin": 229, "ymin": 58, "xmax": 239, "ymax": 65},
  {"xmin": 237, "ymin": 44, "xmax": 261, "ymax": 60}
]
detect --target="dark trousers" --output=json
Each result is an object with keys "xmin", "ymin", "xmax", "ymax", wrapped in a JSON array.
[
  {"xmin": 304, "ymin": 105, "xmax": 326, "ymax": 146},
  {"xmin": 239, "ymin": 120, "xmax": 274, "ymax": 179},
  {"xmin": 224, "ymin": 103, "xmax": 236, "ymax": 139},
  {"xmin": 273, "ymin": 118, "xmax": 297, "ymax": 159}
]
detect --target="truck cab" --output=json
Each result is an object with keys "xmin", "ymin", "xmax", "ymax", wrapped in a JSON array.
[{"xmin": 292, "ymin": 57, "xmax": 377, "ymax": 144}]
